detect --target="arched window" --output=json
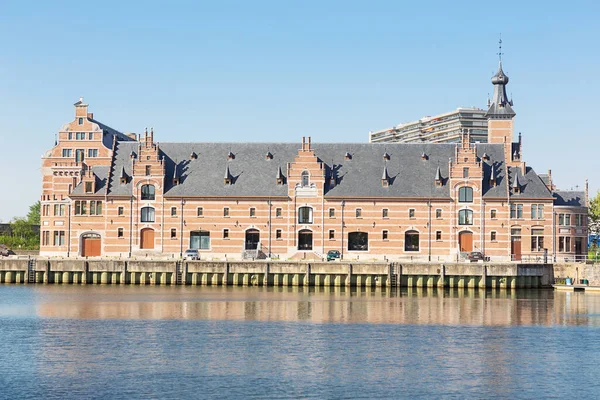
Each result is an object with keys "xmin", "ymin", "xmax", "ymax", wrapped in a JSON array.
[
  {"xmin": 458, "ymin": 187, "xmax": 473, "ymax": 202},
  {"xmin": 405, "ymin": 230, "xmax": 419, "ymax": 252},
  {"xmin": 141, "ymin": 206, "xmax": 155, "ymax": 223},
  {"xmin": 298, "ymin": 206, "xmax": 313, "ymax": 224},
  {"xmin": 458, "ymin": 209, "xmax": 473, "ymax": 225},
  {"xmin": 348, "ymin": 232, "xmax": 369, "ymax": 251},
  {"xmin": 301, "ymin": 170, "xmax": 310, "ymax": 187},
  {"xmin": 141, "ymin": 184, "xmax": 155, "ymax": 200}
]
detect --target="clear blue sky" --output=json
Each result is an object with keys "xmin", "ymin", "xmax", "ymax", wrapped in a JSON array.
[{"xmin": 1, "ymin": 0, "xmax": 598, "ymax": 222}]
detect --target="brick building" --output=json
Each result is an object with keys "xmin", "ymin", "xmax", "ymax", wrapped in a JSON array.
[{"xmin": 39, "ymin": 60, "xmax": 588, "ymax": 261}]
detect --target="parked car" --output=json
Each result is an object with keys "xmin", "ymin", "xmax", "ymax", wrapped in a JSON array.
[
  {"xmin": 467, "ymin": 251, "xmax": 485, "ymax": 262},
  {"xmin": 183, "ymin": 249, "xmax": 199, "ymax": 260},
  {"xmin": 0, "ymin": 245, "xmax": 14, "ymax": 257},
  {"xmin": 327, "ymin": 250, "xmax": 341, "ymax": 262}
]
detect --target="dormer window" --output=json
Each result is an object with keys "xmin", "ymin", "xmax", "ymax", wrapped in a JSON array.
[
  {"xmin": 421, "ymin": 153, "xmax": 428, "ymax": 160},
  {"xmin": 145, "ymin": 165, "xmax": 151, "ymax": 176},
  {"xmin": 85, "ymin": 181, "xmax": 93, "ymax": 193},
  {"xmin": 190, "ymin": 152, "xmax": 197, "ymax": 160},
  {"xmin": 301, "ymin": 170, "xmax": 310, "ymax": 187},
  {"xmin": 227, "ymin": 151, "xmax": 235, "ymax": 160},
  {"xmin": 344, "ymin": 152, "xmax": 352, "ymax": 160},
  {"xmin": 78, "ymin": 117, "xmax": 84, "ymax": 125},
  {"xmin": 383, "ymin": 152, "xmax": 390, "ymax": 161},
  {"xmin": 266, "ymin": 152, "xmax": 273, "ymax": 160}
]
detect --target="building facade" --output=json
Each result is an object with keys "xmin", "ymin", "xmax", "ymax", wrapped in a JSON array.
[
  {"xmin": 39, "ymin": 61, "xmax": 588, "ymax": 261},
  {"xmin": 369, "ymin": 107, "xmax": 488, "ymax": 144}
]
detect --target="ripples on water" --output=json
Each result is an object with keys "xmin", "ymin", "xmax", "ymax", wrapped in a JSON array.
[{"xmin": 1, "ymin": 286, "xmax": 600, "ymax": 399}]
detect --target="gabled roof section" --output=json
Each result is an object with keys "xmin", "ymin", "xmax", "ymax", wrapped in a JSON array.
[
  {"xmin": 506, "ymin": 166, "xmax": 553, "ymax": 199},
  {"xmin": 553, "ymin": 191, "xmax": 586, "ymax": 207},
  {"xmin": 71, "ymin": 166, "xmax": 110, "ymax": 195}
]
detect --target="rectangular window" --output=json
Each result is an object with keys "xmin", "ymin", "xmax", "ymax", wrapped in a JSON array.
[
  {"xmin": 409, "ymin": 209, "xmax": 415, "ymax": 218},
  {"xmin": 575, "ymin": 214, "xmax": 584, "ymax": 226},
  {"xmin": 276, "ymin": 208, "xmax": 282, "ymax": 218},
  {"xmin": 62, "ymin": 149, "xmax": 72, "ymax": 157},
  {"xmin": 68, "ymin": 132, "xmax": 73, "ymax": 140},
  {"xmin": 491, "ymin": 209, "xmax": 497, "ymax": 219},
  {"xmin": 531, "ymin": 229, "xmax": 544, "ymax": 251},
  {"xmin": 491, "ymin": 231, "xmax": 497, "ymax": 241},
  {"xmin": 88, "ymin": 132, "xmax": 93, "ymax": 140},
  {"xmin": 88, "ymin": 149, "xmax": 98, "ymax": 158},
  {"xmin": 329, "ymin": 208, "xmax": 335, "ymax": 218},
  {"xmin": 382, "ymin": 230, "xmax": 388, "ymax": 240},
  {"xmin": 565, "ymin": 214, "xmax": 571, "ymax": 226},
  {"xmin": 53, "ymin": 204, "xmax": 65, "ymax": 216},
  {"xmin": 75, "ymin": 201, "xmax": 87, "ymax": 215},
  {"xmin": 223, "ymin": 229, "xmax": 229, "ymax": 239},
  {"xmin": 250, "ymin": 208, "xmax": 256, "ymax": 217},
  {"xmin": 76, "ymin": 149, "xmax": 85, "ymax": 162},
  {"xmin": 90, "ymin": 201, "xmax": 96, "ymax": 215},
  {"xmin": 141, "ymin": 207, "xmax": 155, "ymax": 222},
  {"xmin": 298, "ymin": 207, "xmax": 313, "ymax": 224},
  {"xmin": 78, "ymin": 117, "xmax": 83, "ymax": 125},
  {"xmin": 85, "ymin": 181, "xmax": 93, "ymax": 193},
  {"xmin": 559, "ymin": 214, "xmax": 564, "ymax": 225},
  {"xmin": 463, "ymin": 167, "xmax": 469, "ymax": 178},
  {"xmin": 436, "ymin": 209, "xmax": 442, "ymax": 219},
  {"xmin": 171, "ymin": 228, "xmax": 176, "ymax": 239},
  {"xmin": 42, "ymin": 231, "xmax": 50, "ymax": 246},
  {"xmin": 510, "ymin": 204, "xmax": 523, "ymax": 219},
  {"xmin": 531, "ymin": 204, "xmax": 544, "ymax": 220},
  {"xmin": 276, "ymin": 229, "xmax": 282, "ymax": 240},
  {"xmin": 329, "ymin": 230, "xmax": 335, "ymax": 240},
  {"xmin": 171, "ymin": 207, "xmax": 177, "ymax": 217},
  {"xmin": 197, "ymin": 207, "xmax": 203, "ymax": 217},
  {"xmin": 118, "ymin": 207, "xmax": 124, "ymax": 216},
  {"xmin": 565, "ymin": 237, "xmax": 571, "ymax": 252},
  {"xmin": 559, "ymin": 237, "xmax": 564, "ymax": 252},
  {"xmin": 145, "ymin": 165, "xmax": 151, "ymax": 176},
  {"xmin": 53, "ymin": 231, "xmax": 65, "ymax": 246},
  {"xmin": 76, "ymin": 132, "xmax": 85, "ymax": 140},
  {"xmin": 436, "ymin": 231, "xmax": 442, "ymax": 241},
  {"xmin": 224, "ymin": 207, "xmax": 229, "ymax": 217},
  {"xmin": 356, "ymin": 209, "xmax": 362, "ymax": 218},
  {"xmin": 382, "ymin": 209, "xmax": 389, "ymax": 218},
  {"xmin": 118, "ymin": 228, "xmax": 124, "ymax": 238}
]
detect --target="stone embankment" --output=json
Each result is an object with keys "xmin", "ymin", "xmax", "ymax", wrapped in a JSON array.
[{"xmin": 0, "ymin": 258, "xmax": 556, "ymax": 288}]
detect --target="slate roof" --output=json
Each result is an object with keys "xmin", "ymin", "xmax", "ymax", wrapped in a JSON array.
[
  {"xmin": 553, "ymin": 191, "xmax": 586, "ymax": 207},
  {"xmin": 104, "ymin": 141, "xmax": 551, "ymax": 200},
  {"xmin": 506, "ymin": 166, "xmax": 553, "ymax": 199},
  {"xmin": 71, "ymin": 166, "xmax": 110, "ymax": 195}
]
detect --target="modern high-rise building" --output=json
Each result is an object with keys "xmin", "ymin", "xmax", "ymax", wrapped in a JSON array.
[{"xmin": 369, "ymin": 107, "xmax": 489, "ymax": 144}]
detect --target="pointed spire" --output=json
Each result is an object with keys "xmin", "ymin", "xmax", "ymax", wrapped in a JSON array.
[
  {"xmin": 512, "ymin": 171, "xmax": 520, "ymax": 193},
  {"xmin": 382, "ymin": 163, "xmax": 390, "ymax": 187},
  {"xmin": 486, "ymin": 37, "xmax": 516, "ymax": 119}
]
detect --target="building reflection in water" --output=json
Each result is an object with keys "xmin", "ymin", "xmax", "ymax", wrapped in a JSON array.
[{"xmin": 30, "ymin": 286, "xmax": 600, "ymax": 327}]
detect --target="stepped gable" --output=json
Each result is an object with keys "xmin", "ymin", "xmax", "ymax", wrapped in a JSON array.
[{"xmin": 506, "ymin": 166, "xmax": 553, "ymax": 199}]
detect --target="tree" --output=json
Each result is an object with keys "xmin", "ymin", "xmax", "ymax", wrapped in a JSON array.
[
  {"xmin": 589, "ymin": 191, "xmax": 600, "ymax": 247},
  {"xmin": 27, "ymin": 201, "xmax": 41, "ymax": 225},
  {"xmin": 10, "ymin": 217, "xmax": 34, "ymax": 239}
]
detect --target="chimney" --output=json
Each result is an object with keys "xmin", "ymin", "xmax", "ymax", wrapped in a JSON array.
[{"xmin": 74, "ymin": 97, "xmax": 88, "ymax": 118}]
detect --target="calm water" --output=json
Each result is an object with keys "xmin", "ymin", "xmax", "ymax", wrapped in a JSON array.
[{"xmin": 1, "ymin": 286, "xmax": 600, "ymax": 399}]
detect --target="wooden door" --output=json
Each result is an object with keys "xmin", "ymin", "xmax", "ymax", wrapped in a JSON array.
[
  {"xmin": 140, "ymin": 228, "xmax": 155, "ymax": 249},
  {"xmin": 82, "ymin": 237, "xmax": 101, "ymax": 257},
  {"xmin": 511, "ymin": 237, "xmax": 522, "ymax": 261},
  {"xmin": 459, "ymin": 231, "xmax": 473, "ymax": 252}
]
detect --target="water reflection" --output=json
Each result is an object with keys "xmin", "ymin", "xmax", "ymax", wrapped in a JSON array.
[{"xmin": 9, "ymin": 286, "xmax": 598, "ymax": 327}]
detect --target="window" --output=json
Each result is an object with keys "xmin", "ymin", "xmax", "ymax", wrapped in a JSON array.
[
  {"xmin": 190, "ymin": 231, "xmax": 210, "ymax": 250},
  {"xmin": 575, "ymin": 214, "xmax": 585, "ymax": 226},
  {"xmin": 224, "ymin": 207, "xmax": 230, "ymax": 217},
  {"xmin": 298, "ymin": 206, "xmax": 313, "ymax": 224},
  {"xmin": 276, "ymin": 208, "xmax": 282, "ymax": 218},
  {"xmin": 141, "ymin": 207, "xmax": 155, "ymax": 222},
  {"xmin": 78, "ymin": 117, "xmax": 84, "ymax": 125},
  {"xmin": 329, "ymin": 230, "xmax": 335, "ymax": 240},
  {"xmin": 382, "ymin": 208, "xmax": 389, "ymax": 218},
  {"xmin": 565, "ymin": 214, "xmax": 571, "ymax": 226},
  {"xmin": 197, "ymin": 207, "xmax": 204, "ymax": 217},
  {"xmin": 88, "ymin": 149, "xmax": 98, "ymax": 158},
  {"xmin": 53, "ymin": 231, "xmax": 65, "ymax": 246},
  {"xmin": 409, "ymin": 209, "xmax": 415, "ymax": 218},
  {"xmin": 42, "ymin": 205, "xmax": 49, "ymax": 216},
  {"xmin": 118, "ymin": 207, "xmax": 124, "ymax": 216},
  {"xmin": 510, "ymin": 204, "xmax": 523, "ymax": 219},
  {"xmin": 89, "ymin": 201, "xmax": 102, "ymax": 215},
  {"xmin": 88, "ymin": 132, "xmax": 93, "ymax": 140},
  {"xmin": 566, "ymin": 237, "xmax": 571, "ymax": 252},
  {"xmin": 348, "ymin": 232, "xmax": 368, "ymax": 251},
  {"xmin": 141, "ymin": 185, "xmax": 155, "ymax": 200},
  {"xmin": 458, "ymin": 209, "xmax": 473, "ymax": 225},
  {"xmin": 42, "ymin": 231, "xmax": 50, "ymax": 246},
  {"xmin": 491, "ymin": 209, "xmax": 497, "ymax": 219},
  {"xmin": 531, "ymin": 204, "xmax": 544, "ymax": 220},
  {"xmin": 559, "ymin": 237, "xmax": 564, "ymax": 252},
  {"xmin": 531, "ymin": 229, "xmax": 544, "ymax": 251},
  {"xmin": 491, "ymin": 231, "xmax": 497, "ymax": 241},
  {"xmin": 463, "ymin": 167, "xmax": 469, "ymax": 178},
  {"xmin": 170, "ymin": 207, "xmax": 177, "ymax": 217},
  {"xmin": 329, "ymin": 208, "xmax": 335, "ymax": 218},
  {"xmin": 405, "ymin": 231, "xmax": 419, "ymax": 252},
  {"xmin": 76, "ymin": 149, "xmax": 85, "ymax": 162},
  {"xmin": 382, "ymin": 230, "xmax": 389, "ymax": 240},
  {"xmin": 276, "ymin": 229, "xmax": 282, "ymax": 240},
  {"xmin": 144, "ymin": 165, "xmax": 151, "ymax": 176},
  {"xmin": 76, "ymin": 132, "xmax": 85, "ymax": 140},
  {"xmin": 436, "ymin": 209, "xmax": 442, "ymax": 219},
  {"xmin": 301, "ymin": 170, "xmax": 310, "ymax": 187},
  {"xmin": 171, "ymin": 228, "xmax": 177, "ymax": 239},
  {"xmin": 118, "ymin": 228, "xmax": 124, "ymax": 238},
  {"xmin": 223, "ymin": 229, "xmax": 229, "ymax": 239},
  {"xmin": 54, "ymin": 204, "xmax": 65, "ymax": 216},
  {"xmin": 436, "ymin": 231, "xmax": 442, "ymax": 241},
  {"xmin": 250, "ymin": 207, "xmax": 256, "ymax": 217},
  {"xmin": 74, "ymin": 201, "xmax": 86, "ymax": 215},
  {"xmin": 85, "ymin": 181, "xmax": 93, "ymax": 193},
  {"xmin": 458, "ymin": 187, "xmax": 473, "ymax": 202},
  {"xmin": 62, "ymin": 149, "xmax": 72, "ymax": 157},
  {"xmin": 356, "ymin": 208, "xmax": 362, "ymax": 218},
  {"xmin": 68, "ymin": 132, "xmax": 73, "ymax": 140}
]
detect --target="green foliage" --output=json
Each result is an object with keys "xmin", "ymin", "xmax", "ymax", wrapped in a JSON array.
[
  {"xmin": 27, "ymin": 201, "xmax": 40, "ymax": 225},
  {"xmin": 589, "ymin": 190, "xmax": 600, "ymax": 235},
  {"xmin": 0, "ymin": 234, "xmax": 38, "ymax": 250}
]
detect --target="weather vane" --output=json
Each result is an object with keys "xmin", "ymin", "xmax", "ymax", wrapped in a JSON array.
[{"xmin": 497, "ymin": 34, "xmax": 503, "ymax": 61}]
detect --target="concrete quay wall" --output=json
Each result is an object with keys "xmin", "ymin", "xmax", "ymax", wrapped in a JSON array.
[{"xmin": 0, "ymin": 258, "xmax": 555, "ymax": 288}]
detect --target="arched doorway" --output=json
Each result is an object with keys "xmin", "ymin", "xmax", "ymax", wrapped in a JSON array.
[
  {"xmin": 140, "ymin": 228, "xmax": 155, "ymax": 250},
  {"xmin": 245, "ymin": 229, "xmax": 260, "ymax": 250},
  {"xmin": 298, "ymin": 229, "xmax": 313, "ymax": 250},
  {"xmin": 81, "ymin": 233, "xmax": 101, "ymax": 257},
  {"xmin": 459, "ymin": 231, "xmax": 473, "ymax": 252}
]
